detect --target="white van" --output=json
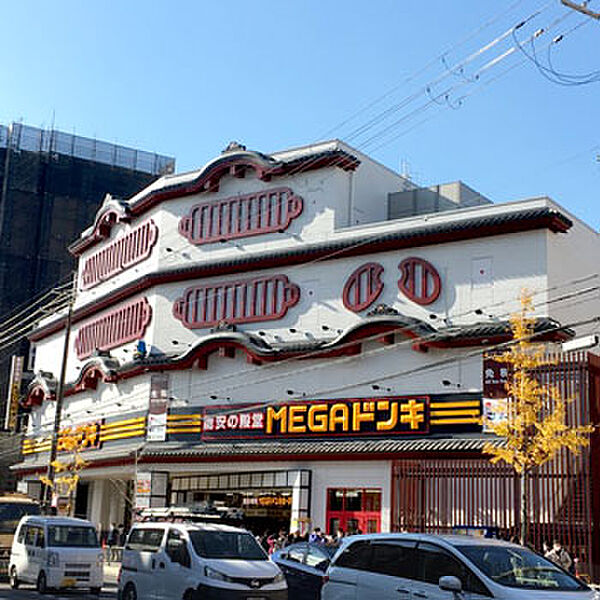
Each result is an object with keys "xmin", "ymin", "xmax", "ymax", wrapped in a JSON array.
[
  {"xmin": 9, "ymin": 515, "xmax": 103, "ymax": 594},
  {"xmin": 118, "ymin": 521, "xmax": 287, "ymax": 600}
]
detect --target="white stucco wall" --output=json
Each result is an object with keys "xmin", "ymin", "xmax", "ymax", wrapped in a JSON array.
[{"xmin": 546, "ymin": 203, "xmax": 600, "ymax": 337}]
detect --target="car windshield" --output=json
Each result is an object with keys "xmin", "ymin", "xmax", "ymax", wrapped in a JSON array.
[
  {"xmin": 47, "ymin": 525, "xmax": 99, "ymax": 548},
  {"xmin": 456, "ymin": 544, "xmax": 588, "ymax": 591},
  {"xmin": 0, "ymin": 502, "xmax": 40, "ymax": 534},
  {"xmin": 189, "ymin": 530, "xmax": 267, "ymax": 560}
]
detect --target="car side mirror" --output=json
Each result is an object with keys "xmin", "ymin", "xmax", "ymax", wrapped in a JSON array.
[{"xmin": 439, "ymin": 575, "xmax": 463, "ymax": 595}]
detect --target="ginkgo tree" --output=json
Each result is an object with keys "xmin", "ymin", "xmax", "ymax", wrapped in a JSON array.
[
  {"xmin": 40, "ymin": 423, "xmax": 98, "ymax": 515},
  {"xmin": 484, "ymin": 290, "xmax": 594, "ymax": 545}
]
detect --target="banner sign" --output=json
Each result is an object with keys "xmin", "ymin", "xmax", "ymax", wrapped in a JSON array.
[
  {"xmin": 483, "ymin": 398, "xmax": 509, "ymax": 432},
  {"xmin": 135, "ymin": 472, "xmax": 152, "ymax": 508},
  {"xmin": 4, "ymin": 355, "xmax": 24, "ymax": 431},
  {"xmin": 135, "ymin": 471, "xmax": 168, "ymax": 509},
  {"xmin": 202, "ymin": 397, "xmax": 430, "ymax": 440},
  {"xmin": 483, "ymin": 357, "xmax": 510, "ymax": 399},
  {"xmin": 147, "ymin": 374, "xmax": 169, "ymax": 442}
]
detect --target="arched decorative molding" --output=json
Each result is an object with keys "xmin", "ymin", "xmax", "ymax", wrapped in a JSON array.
[
  {"xmin": 70, "ymin": 356, "xmax": 120, "ymax": 394},
  {"xmin": 27, "ymin": 316, "xmax": 570, "ymax": 404},
  {"xmin": 70, "ymin": 195, "xmax": 131, "ymax": 255},
  {"xmin": 23, "ymin": 372, "xmax": 57, "ymax": 407},
  {"xmin": 179, "ymin": 187, "xmax": 303, "ymax": 245}
]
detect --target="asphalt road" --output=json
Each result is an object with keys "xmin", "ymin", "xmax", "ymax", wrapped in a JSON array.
[{"xmin": 0, "ymin": 582, "xmax": 117, "ymax": 599}]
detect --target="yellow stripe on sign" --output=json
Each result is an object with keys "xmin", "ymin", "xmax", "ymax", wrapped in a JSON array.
[
  {"xmin": 101, "ymin": 423, "xmax": 147, "ymax": 434},
  {"xmin": 430, "ymin": 409, "xmax": 481, "ymax": 417},
  {"xmin": 99, "ymin": 431, "xmax": 144, "ymax": 442},
  {"xmin": 167, "ymin": 414, "xmax": 202, "ymax": 421},
  {"xmin": 430, "ymin": 401, "xmax": 480, "ymax": 409},
  {"xmin": 431, "ymin": 417, "xmax": 481, "ymax": 425},
  {"xmin": 166, "ymin": 427, "xmax": 202, "ymax": 434},
  {"xmin": 102, "ymin": 417, "xmax": 146, "ymax": 430}
]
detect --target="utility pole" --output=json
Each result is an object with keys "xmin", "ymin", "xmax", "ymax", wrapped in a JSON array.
[
  {"xmin": 42, "ymin": 277, "xmax": 75, "ymax": 511},
  {"xmin": 561, "ymin": 0, "xmax": 600, "ymax": 19}
]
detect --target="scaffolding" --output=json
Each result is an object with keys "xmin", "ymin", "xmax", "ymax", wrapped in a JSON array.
[
  {"xmin": 0, "ymin": 122, "xmax": 175, "ymax": 428},
  {"xmin": 0, "ymin": 123, "xmax": 174, "ymax": 176}
]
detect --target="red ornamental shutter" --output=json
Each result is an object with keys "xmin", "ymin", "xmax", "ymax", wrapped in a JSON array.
[
  {"xmin": 173, "ymin": 275, "xmax": 300, "ymax": 329},
  {"xmin": 342, "ymin": 263, "xmax": 385, "ymax": 312},
  {"xmin": 178, "ymin": 188, "xmax": 303, "ymax": 245},
  {"xmin": 398, "ymin": 257, "xmax": 441, "ymax": 305},
  {"xmin": 74, "ymin": 298, "xmax": 152, "ymax": 359}
]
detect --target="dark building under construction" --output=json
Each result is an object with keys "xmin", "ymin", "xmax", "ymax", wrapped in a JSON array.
[{"xmin": 0, "ymin": 122, "xmax": 174, "ymax": 433}]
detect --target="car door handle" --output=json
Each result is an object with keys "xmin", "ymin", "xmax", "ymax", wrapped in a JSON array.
[
  {"xmin": 413, "ymin": 592, "xmax": 428, "ymax": 599},
  {"xmin": 396, "ymin": 588, "xmax": 410, "ymax": 594}
]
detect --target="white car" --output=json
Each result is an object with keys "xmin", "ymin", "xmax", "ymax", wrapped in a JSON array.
[
  {"xmin": 9, "ymin": 515, "xmax": 103, "ymax": 594},
  {"xmin": 322, "ymin": 533, "xmax": 598, "ymax": 599},
  {"xmin": 118, "ymin": 521, "xmax": 287, "ymax": 600}
]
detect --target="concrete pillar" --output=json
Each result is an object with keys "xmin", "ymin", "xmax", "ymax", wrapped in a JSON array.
[
  {"xmin": 290, "ymin": 470, "xmax": 311, "ymax": 536},
  {"xmin": 89, "ymin": 480, "xmax": 106, "ymax": 532}
]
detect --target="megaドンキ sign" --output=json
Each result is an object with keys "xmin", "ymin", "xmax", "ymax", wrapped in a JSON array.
[{"xmin": 201, "ymin": 397, "xmax": 429, "ymax": 440}]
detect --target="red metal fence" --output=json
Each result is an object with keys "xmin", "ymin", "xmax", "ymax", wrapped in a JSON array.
[{"xmin": 392, "ymin": 351, "xmax": 599, "ymax": 581}]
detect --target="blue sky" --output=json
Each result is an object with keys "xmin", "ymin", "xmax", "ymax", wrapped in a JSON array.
[{"xmin": 1, "ymin": 1, "xmax": 598, "ymax": 228}]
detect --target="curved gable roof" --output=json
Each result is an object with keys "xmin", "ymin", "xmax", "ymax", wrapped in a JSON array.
[{"xmin": 70, "ymin": 145, "xmax": 360, "ymax": 256}]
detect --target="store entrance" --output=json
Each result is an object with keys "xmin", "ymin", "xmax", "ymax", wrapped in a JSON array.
[
  {"xmin": 326, "ymin": 488, "xmax": 381, "ymax": 535},
  {"xmin": 170, "ymin": 469, "xmax": 311, "ymax": 536}
]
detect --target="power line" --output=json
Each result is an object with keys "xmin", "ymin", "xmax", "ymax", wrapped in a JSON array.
[
  {"xmin": 318, "ymin": 0, "xmax": 530, "ymax": 139},
  {"xmin": 43, "ymin": 277, "xmax": 600, "ymax": 426},
  {"xmin": 11, "ymin": 307, "xmax": 600, "ymax": 452}
]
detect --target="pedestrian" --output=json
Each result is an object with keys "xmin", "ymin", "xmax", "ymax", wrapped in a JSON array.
[
  {"xmin": 118, "ymin": 524, "xmax": 126, "ymax": 548},
  {"xmin": 542, "ymin": 541, "xmax": 550, "ymax": 556},
  {"xmin": 309, "ymin": 527, "xmax": 324, "ymax": 544},
  {"xmin": 260, "ymin": 531, "xmax": 270, "ymax": 553},
  {"xmin": 545, "ymin": 539, "xmax": 573, "ymax": 572},
  {"xmin": 108, "ymin": 522, "xmax": 119, "ymax": 563}
]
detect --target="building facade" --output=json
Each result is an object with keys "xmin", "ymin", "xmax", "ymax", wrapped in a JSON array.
[
  {"xmin": 0, "ymin": 122, "xmax": 175, "ymax": 431},
  {"xmin": 13, "ymin": 141, "xmax": 600, "ymax": 575}
]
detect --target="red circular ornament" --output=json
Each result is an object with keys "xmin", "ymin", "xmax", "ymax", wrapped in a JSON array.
[
  {"xmin": 398, "ymin": 257, "xmax": 441, "ymax": 305},
  {"xmin": 343, "ymin": 262, "xmax": 385, "ymax": 312}
]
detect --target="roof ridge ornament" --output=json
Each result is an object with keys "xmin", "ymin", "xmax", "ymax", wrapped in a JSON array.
[{"xmin": 222, "ymin": 141, "xmax": 247, "ymax": 154}]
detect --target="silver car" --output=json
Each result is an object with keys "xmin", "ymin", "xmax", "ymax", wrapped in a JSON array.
[{"xmin": 322, "ymin": 533, "xmax": 598, "ymax": 599}]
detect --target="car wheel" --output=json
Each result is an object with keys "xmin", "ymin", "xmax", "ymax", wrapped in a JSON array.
[
  {"xmin": 37, "ymin": 571, "xmax": 48, "ymax": 594},
  {"xmin": 91, "ymin": 587, "xmax": 102, "ymax": 595},
  {"xmin": 9, "ymin": 566, "xmax": 19, "ymax": 589},
  {"xmin": 183, "ymin": 589, "xmax": 195, "ymax": 600},
  {"xmin": 123, "ymin": 582, "xmax": 138, "ymax": 600}
]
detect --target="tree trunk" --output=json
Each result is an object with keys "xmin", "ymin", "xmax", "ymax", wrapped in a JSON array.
[{"xmin": 520, "ymin": 470, "xmax": 528, "ymax": 546}]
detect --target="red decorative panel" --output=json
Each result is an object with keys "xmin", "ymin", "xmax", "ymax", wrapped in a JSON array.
[
  {"xmin": 81, "ymin": 220, "xmax": 158, "ymax": 289},
  {"xmin": 398, "ymin": 257, "xmax": 441, "ymax": 305},
  {"xmin": 173, "ymin": 274, "xmax": 300, "ymax": 329},
  {"xmin": 178, "ymin": 187, "xmax": 303, "ymax": 245},
  {"xmin": 343, "ymin": 262, "xmax": 385, "ymax": 312},
  {"xmin": 75, "ymin": 298, "xmax": 152, "ymax": 359}
]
